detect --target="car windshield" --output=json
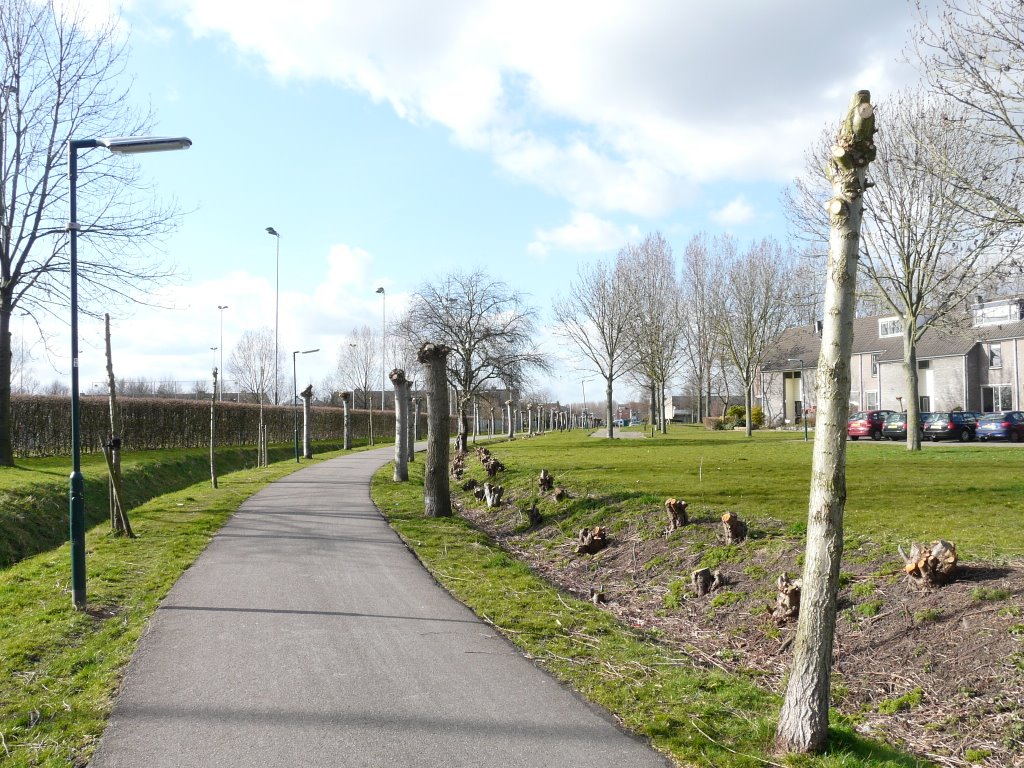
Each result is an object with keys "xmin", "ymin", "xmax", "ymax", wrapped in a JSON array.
[
  {"xmin": 979, "ymin": 414, "xmax": 1003, "ymax": 424},
  {"xmin": 849, "ymin": 412, "xmax": 864, "ymax": 421},
  {"xmin": 927, "ymin": 412, "xmax": 950, "ymax": 422},
  {"xmin": 884, "ymin": 413, "xmax": 904, "ymax": 424}
]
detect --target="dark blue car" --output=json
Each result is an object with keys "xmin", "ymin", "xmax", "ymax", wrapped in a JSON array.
[{"xmin": 976, "ymin": 411, "xmax": 1024, "ymax": 442}]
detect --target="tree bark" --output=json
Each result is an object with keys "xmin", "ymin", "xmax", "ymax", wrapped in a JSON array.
[
  {"xmin": 390, "ymin": 368, "xmax": 410, "ymax": 481},
  {"xmin": 0, "ymin": 285, "xmax": 13, "ymax": 466},
  {"xmin": 104, "ymin": 314, "xmax": 133, "ymax": 534},
  {"xmin": 210, "ymin": 368, "xmax": 218, "ymax": 489},
  {"xmin": 605, "ymin": 376, "xmax": 614, "ymax": 439},
  {"xmin": 341, "ymin": 392, "xmax": 352, "ymax": 450},
  {"xmin": 776, "ymin": 90, "xmax": 876, "ymax": 755},
  {"xmin": 418, "ymin": 343, "xmax": 451, "ymax": 517},
  {"xmin": 903, "ymin": 324, "xmax": 922, "ymax": 451},
  {"xmin": 301, "ymin": 385, "xmax": 313, "ymax": 459},
  {"xmin": 408, "ymin": 395, "xmax": 418, "ymax": 462}
]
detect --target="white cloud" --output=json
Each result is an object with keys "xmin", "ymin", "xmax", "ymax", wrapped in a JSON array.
[
  {"xmin": 528, "ymin": 211, "xmax": 639, "ymax": 257},
  {"xmin": 135, "ymin": 0, "xmax": 922, "ymax": 217},
  {"xmin": 711, "ymin": 196, "xmax": 755, "ymax": 227}
]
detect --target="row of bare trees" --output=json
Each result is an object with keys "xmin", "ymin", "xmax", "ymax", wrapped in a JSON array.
[{"xmin": 553, "ymin": 231, "xmax": 801, "ymax": 438}]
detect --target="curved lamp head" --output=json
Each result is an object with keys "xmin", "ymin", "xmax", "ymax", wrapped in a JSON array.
[
  {"xmin": 265, "ymin": 226, "xmax": 279, "ymax": 237},
  {"xmin": 376, "ymin": 286, "xmax": 385, "ymax": 294},
  {"xmin": 98, "ymin": 136, "xmax": 192, "ymax": 154}
]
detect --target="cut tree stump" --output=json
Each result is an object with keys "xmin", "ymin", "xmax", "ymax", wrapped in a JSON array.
[
  {"xmin": 483, "ymin": 456, "xmax": 505, "ymax": 477},
  {"xmin": 576, "ymin": 526, "xmax": 608, "ymax": 555},
  {"xmin": 523, "ymin": 503, "xmax": 542, "ymax": 527},
  {"xmin": 473, "ymin": 486, "xmax": 486, "ymax": 501},
  {"xmin": 450, "ymin": 451, "xmax": 466, "ymax": 479},
  {"xmin": 590, "ymin": 588, "xmax": 606, "ymax": 604},
  {"xmin": 483, "ymin": 482, "xmax": 504, "ymax": 508},
  {"xmin": 553, "ymin": 487, "xmax": 568, "ymax": 501},
  {"xmin": 772, "ymin": 574, "xmax": 802, "ymax": 620},
  {"xmin": 898, "ymin": 540, "xmax": 958, "ymax": 587},
  {"xmin": 721, "ymin": 512, "xmax": 748, "ymax": 544},
  {"xmin": 461, "ymin": 478, "xmax": 479, "ymax": 491},
  {"xmin": 539, "ymin": 469, "xmax": 554, "ymax": 492},
  {"xmin": 691, "ymin": 567, "xmax": 723, "ymax": 597},
  {"xmin": 666, "ymin": 498, "xmax": 689, "ymax": 532}
]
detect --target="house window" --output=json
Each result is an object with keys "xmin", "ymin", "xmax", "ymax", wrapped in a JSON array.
[
  {"xmin": 918, "ymin": 360, "xmax": 930, "ymax": 370},
  {"xmin": 982, "ymin": 385, "xmax": 1012, "ymax": 412},
  {"xmin": 871, "ymin": 353, "xmax": 880, "ymax": 377},
  {"xmin": 865, "ymin": 391, "xmax": 879, "ymax": 409},
  {"xmin": 878, "ymin": 317, "xmax": 903, "ymax": 338},
  {"xmin": 989, "ymin": 343, "xmax": 1002, "ymax": 368},
  {"xmin": 919, "ymin": 395, "xmax": 931, "ymax": 412}
]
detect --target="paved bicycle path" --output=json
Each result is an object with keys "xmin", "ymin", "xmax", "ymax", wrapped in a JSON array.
[{"xmin": 90, "ymin": 447, "xmax": 671, "ymax": 767}]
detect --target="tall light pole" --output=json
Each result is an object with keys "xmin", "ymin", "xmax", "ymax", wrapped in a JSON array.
[
  {"xmin": 265, "ymin": 227, "xmax": 280, "ymax": 404},
  {"xmin": 67, "ymin": 134, "xmax": 191, "ymax": 610},
  {"xmin": 292, "ymin": 348, "xmax": 319, "ymax": 462},
  {"xmin": 217, "ymin": 304, "xmax": 228, "ymax": 400},
  {"xmin": 376, "ymin": 286, "xmax": 386, "ymax": 412}
]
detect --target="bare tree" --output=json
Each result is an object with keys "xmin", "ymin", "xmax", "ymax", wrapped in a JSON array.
[
  {"xmin": 786, "ymin": 92, "xmax": 1022, "ymax": 450},
  {"xmin": 912, "ymin": 0, "xmax": 1024, "ymax": 227},
  {"xmin": 714, "ymin": 236, "xmax": 796, "ymax": 438},
  {"xmin": 0, "ymin": 0, "xmax": 184, "ymax": 465},
  {"xmin": 552, "ymin": 252, "xmax": 636, "ymax": 438},
  {"xmin": 336, "ymin": 325, "xmax": 379, "ymax": 410},
  {"xmin": 680, "ymin": 234, "xmax": 722, "ymax": 421},
  {"xmin": 776, "ymin": 90, "xmax": 877, "ymax": 755},
  {"xmin": 623, "ymin": 232, "xmax": 685, "ymax": 434},
  {"xmin": 228, "ymin": 327, "xmax": 281, "ymax": 403},
  {"xmin": 398, "ymin": 269, "xmax": 547, "ymax": 453},
  {"xmin": 861, "ymin": 92, "xmax": 1021, "ymax": 449}
]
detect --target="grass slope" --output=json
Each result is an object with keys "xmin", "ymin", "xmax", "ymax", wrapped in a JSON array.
[{"xmin": 373, "ymin": 451, "xmax": 933, "ymax": 768}]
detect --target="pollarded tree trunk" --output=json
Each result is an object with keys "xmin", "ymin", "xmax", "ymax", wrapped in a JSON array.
[
  {"xmin": 408, "ymin": 395, "xmax": 418, "ymax": 462},
  {"xmin": 210, "ymin": 368, "xmax": 219, "ymax": 489},
  {"xmin": 456, "ymin": 395, "xmax": 470, "ymax": 452},
  {"xmin": 505, "ymin": 399, "xmax": 514, "ymax": 438},
  {"xmin": 301, "ymin": 385, "xmax": 313, "ymax": 459},
  {"xmin": 418, "ymin": 343, "xmax": 451, "ymax": 517},
  {"xmin": 390, "ymin": 368, "xmax": 410, "ymax": 481},
  {"xmin": 341, "ymin": 391, "xmax": 352, "ymax": 450},
  {"xmin": 776, "ymin": 90, "xmax": 876, "ymax": 755}
]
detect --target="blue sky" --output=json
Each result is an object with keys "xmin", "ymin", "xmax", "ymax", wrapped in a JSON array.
[{"xmin": 40, "ymin": 0, "xmax": 929, "ymax": 404}]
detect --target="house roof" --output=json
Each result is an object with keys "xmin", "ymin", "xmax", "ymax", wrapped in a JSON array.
[{"xmin": 764, "ymin": 310, "xmax": 1024, "ymax": 371}]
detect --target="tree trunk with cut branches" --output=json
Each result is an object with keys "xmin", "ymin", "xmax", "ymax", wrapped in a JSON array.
[
  {"xmin": 418, "ymin": 343, "xmax": 451, "ymax": 517},
  {"xmin": 776, "ymin": 90, "xmax": 876, "ymax": 755},
  {"xmin": 390, "ymin": 368, "xmax": 410, "ymax": 481}
]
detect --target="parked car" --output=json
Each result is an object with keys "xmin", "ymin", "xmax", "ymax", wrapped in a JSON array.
[
  {"xmin": 923, "ymin": 411, "xmax": 981, "ymax": 442},
  {"xmin": 847, "ymin": 410, "xmax": 897, "ymax": 440},
  {"xmin": 976, "ymin": 411, "xmax": 1024, "ymax": 442},
  {"xmin": 881, "ymin": 411, "xmax": 933, "ymax": 441}
]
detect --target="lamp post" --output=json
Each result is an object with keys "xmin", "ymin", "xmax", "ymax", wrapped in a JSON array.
[
  {"xmin": 292, "ymin": 348, "xmax": 318, "ymax": 461},
  {"xmin": 376, "ymin": 286, "xmax": 385, "ymax": 412},
  {"xmin": 67, "ymin": 134, "xmax": 191, "ymax": 610},
  {"xmin": 217, "ymin": 304, "xmax": 228, "ymax": 400},
  {"xmin": 265, "ymin": 227, "xmax": 280, "ymax": 404}
]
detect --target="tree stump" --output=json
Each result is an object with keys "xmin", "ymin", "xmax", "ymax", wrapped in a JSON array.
[
  {"xmin": 575, "ymin": 526, "xmax": 608, "ymax": 555},
  {"xmin": 461, "ymin": 478, "xmax": 479, "ymax": 491},
  {"xmin": 553, "ymin": 487, "xmax": 568, "ymax": 501},
  {"xmin": 691, "ymin": 567, "xmax": 723, "ymax": 597},
  {"xmin": 523, "ymin": 503, "xmax": 542, "ymax": 527},
  {"xmin": 483, "ymin": 456, "xmax": 505, "ymax": 477},
  {"xmin": 666, "ymin": 498, "xmax": 689, "ymax": 531},
  {"xmin": 539, "ymin": 469, "xmax": 554, "ymax": 492},
  {"xmin": 898, "ymin": 540, "xmax": 958, "ymax": 587},
  {"xmin": 473, "ymin": 486, "xmax": 486, "ymax": 501},
  {"xmin": 483, "ymin": 483, "xmax": 503, "ymax": 508},
  {"xmin": 590, "ymin": 588, "xmax": 606, "ymax": 604},
  {"xmin": 450, "ymin": 451, "xmax": 466, "ymax": 480},
  {"xmin": 721, "ymin": 512, "xmax": 748, "ymax": 544},
  {"xmin": 773, "ymin": 574, "xmax": 802, "ymax": 620}
]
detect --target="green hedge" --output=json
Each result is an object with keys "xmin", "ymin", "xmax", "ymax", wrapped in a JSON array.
[{"xmin": 10, "ymin": 396, "xmax": 407, "ymax": 457}]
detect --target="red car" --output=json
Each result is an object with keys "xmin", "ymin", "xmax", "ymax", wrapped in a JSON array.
[{"xmin": 847, "ymin": 410, "xmax": 897, "ymax": 441}]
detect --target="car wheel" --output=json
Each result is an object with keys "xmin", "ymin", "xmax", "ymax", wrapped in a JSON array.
[
  {"xmin": 849, "ymin": 436, "xmax": 859, "ymax": 441},
  {"xmin": 931, "ymin": 435, "xmax": 940, "ymax": 442},
  {"xmin": 959, "ymin": 428, "xmax": 971, "ymax": 442},
  {"xmin": 1011, "ymin": 431, "xmax": 1021, "ymax": 443},
  {"xmin": 871, "ymin": 429, "xmax": 882, "ymax": 441}
]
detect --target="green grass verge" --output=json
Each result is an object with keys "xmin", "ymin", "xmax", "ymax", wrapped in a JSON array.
[
  {"xmin": 372, "ymin": 459, "xmax": 931, "ymax": 768},
  {"xmin": 0, "ymin": 440, "xmax": 361, "ymax": 568},
  {"xmin": 0, "ymin": 447, "xmax": 358, "ymax": 767}
]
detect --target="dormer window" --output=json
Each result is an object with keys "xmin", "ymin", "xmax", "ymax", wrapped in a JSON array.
[
  {"xmin": 878, "ymin": 317, "xmax": 903, "ymax": 338},
  {"xmin": 972, "ymin": 299, "xmax": 1023, "ymax": 327}
]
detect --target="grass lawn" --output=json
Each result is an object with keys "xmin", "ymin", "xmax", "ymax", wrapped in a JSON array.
[
  {"xmin": 372, "ymin": 425, "xmax": 1024, "ymax": 766},
  {"xmin": 0, "ymin": 446, "xmax": 358, "ymax": 767}
]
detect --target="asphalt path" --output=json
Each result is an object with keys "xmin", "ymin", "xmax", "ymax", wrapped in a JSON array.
[{"xmin": 90, "ymin": 446, "xmax": 671, "ymax": 768}]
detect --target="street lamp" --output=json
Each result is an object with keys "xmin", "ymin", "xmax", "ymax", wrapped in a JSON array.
[
  {"xmin": 376, "ymin": 286, "xmax": 385, "ymax": 412},
  {"xmin": 292, "ymin": 348, "xmax": 319, "ymax": 462},
  {"xmin": 67, "ymin": 134, "xmax": 191, "ymax": 610},
  {"xmin": 265, "ymin": 227, "xmax": 280, "ymax": 404},
  {"xmin": 217, "ymin": 304, "xmax": 228, "ymax": 400}
]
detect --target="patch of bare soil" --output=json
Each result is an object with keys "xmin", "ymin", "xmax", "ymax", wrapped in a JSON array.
[{"xmin": 453, "ymin": 464, "xmax": 1024, "ymax": 768}]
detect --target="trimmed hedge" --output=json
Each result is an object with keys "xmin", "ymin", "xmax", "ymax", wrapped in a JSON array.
[{"xmin": 10, "ymin": 396, "xmax": 415, "ymax": 457}]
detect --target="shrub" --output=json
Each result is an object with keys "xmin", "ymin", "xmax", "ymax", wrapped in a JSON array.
[
  {"xmin": 725, "ymin": 405, "xmax": 746, "ymax": 423},
  {"xmin": 750, "ymin": 406, "xmax": 765, "ymax": 428}
]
